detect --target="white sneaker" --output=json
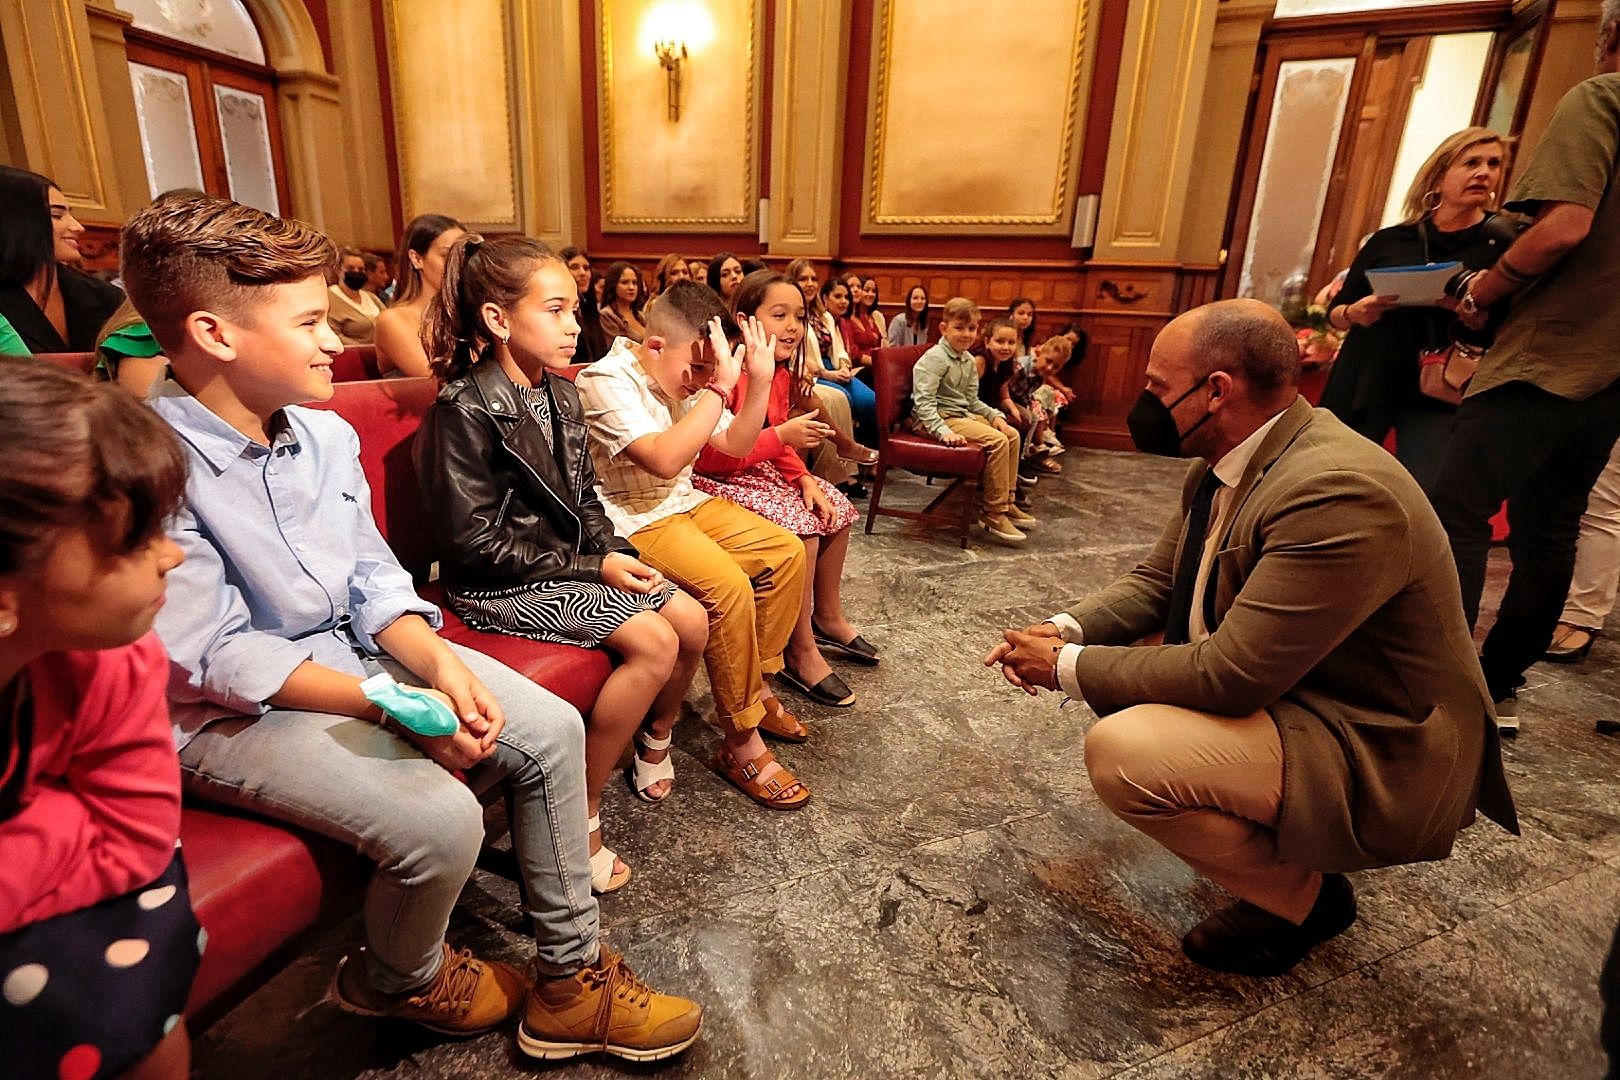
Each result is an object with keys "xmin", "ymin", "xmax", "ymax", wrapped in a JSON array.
[{"xmin": 1494, "ymin": 692, "xmax": 1518, "ymax": 738}]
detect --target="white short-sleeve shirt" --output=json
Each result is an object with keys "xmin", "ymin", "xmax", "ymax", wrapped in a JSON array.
[{"xmin": 576, "ymin": 337, "xmax": 734, "ymax": 538}]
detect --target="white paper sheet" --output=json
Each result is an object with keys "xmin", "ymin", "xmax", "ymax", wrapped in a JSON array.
[{"xmin": 1362, "ymin": 261, "xmax": 1462, "ymax": 307}]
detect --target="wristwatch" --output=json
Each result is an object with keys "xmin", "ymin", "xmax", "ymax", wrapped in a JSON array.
[{"xmin": 1460, "ymin": 291, "xmax": 1481, "ymax": 318}]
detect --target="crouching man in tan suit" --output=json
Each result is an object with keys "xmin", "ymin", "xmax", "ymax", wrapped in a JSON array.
[{"xmin": 987, "ymin": 299, "xmax": 1517, "ymax": 977}]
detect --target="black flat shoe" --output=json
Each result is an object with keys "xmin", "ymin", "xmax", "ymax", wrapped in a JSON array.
[
  {"xmin": 811, "ymin": 624, "xmax": 880, "ymax": 666},
  {"xmin": 837, "ymin": 481, "xmax": 870, "ymax": 500},
  {"xmin": 776, "ymin": 664, "xmax": 855, "ymax": 707},
  {"xmin": 1544, "ymin": 623, "xmax": 1598, "ymax": 664},
  {"xmin": 1182, "ymin": 873, "xmax": 1356, "ymax": 977}
]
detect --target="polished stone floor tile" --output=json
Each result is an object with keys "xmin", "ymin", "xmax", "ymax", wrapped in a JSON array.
[{"xmin": 193, "ymin": 452, "xmax": 1620, "ymax": 1080}]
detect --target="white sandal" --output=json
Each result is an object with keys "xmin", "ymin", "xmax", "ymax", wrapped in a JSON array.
[
  {"xmin": 630, "ymin": 730, "xmax": 676, "ymax": 804},
  {"xmin": 587, "ymin": 815, "xmax": 631, "ymax": 895}
]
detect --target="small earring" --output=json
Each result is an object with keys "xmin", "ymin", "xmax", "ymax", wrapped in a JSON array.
[
  {"xmin": 499, "ymin": 332, "xmax": 510, "ymax": 345},
  {"xmin": 0, "ymin": 616, "xmax": 16, "ymax": 636}
]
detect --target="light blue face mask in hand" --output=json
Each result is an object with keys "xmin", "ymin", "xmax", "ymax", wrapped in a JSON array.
[{"xmin": 359, "ymin": 672, "xmax": 459, "ymax": 737}]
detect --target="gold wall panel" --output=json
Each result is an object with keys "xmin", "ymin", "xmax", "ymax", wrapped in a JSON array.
[
  {"xmin": 0, "ymin": 0, "xmax": 116, "ymax": 216},
  {"xmin": 862, "ymin": 0, "xmax": 1088, "ymax": 231},
  {"xmin": 1093, "ymin": 0, "xmax": 1218, "ymax": 261},
  {"xmin": 386, "ymin": 0, "xmax": 518, "ymax": 228},
  {"xmin": 598, "ymin": 0, "xmax": 761, "ymax": 231}
]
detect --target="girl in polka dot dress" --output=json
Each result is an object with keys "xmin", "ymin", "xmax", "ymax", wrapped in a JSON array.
[{"xmin": 0, "ymin": 362, "xmax": 199, "ymax": 1080}]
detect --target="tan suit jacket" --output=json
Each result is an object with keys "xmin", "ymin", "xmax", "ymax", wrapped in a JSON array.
[{"xmin": 1065, "ymin": 397, "xmax": 1517, "ymax": 872}]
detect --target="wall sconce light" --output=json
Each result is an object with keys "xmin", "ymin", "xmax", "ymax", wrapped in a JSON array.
[{"xmin": 653, "ymin": 38, "xmax": 687, "ymax": 122}]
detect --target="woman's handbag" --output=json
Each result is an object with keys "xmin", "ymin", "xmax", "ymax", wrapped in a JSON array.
[{"xmin": 1418, "ymin": 340, "xmax": 1485, "ymax": 406}]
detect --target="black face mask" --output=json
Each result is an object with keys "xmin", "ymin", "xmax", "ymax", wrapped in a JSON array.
[
  {"xmin": 1127, "ymin": 376, "xmax": 1212, "ymax": 457},
  {"xmin": 342, "ymin": 270, "xmax": 370, "ymax": 290}
]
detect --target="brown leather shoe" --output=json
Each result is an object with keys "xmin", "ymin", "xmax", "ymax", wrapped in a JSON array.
[
  {"xmin": 758, "ymin": 695, "xmax": 809, "ymax": 742},
  {"xmin": 517, "ymin": 948, "xmax": 703, "ymax": 1062},
  {"xmin": 330, "ymin": 942, "xmax": 529, "ymax": 1035}
]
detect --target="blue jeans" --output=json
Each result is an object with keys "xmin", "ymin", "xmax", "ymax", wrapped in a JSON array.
[
  {"xmin": 817, "ymin": 376, "xmax": 877, "ymax": 446},
  {"xmin": 178, "ymin": 641, "xmax": 598, "ymax": 990}
]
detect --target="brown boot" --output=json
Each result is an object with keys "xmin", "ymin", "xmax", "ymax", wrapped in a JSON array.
[
  {"xmin": 330, "ymin": 942, "xmax": 528, "ymax": 1035},
  {"xmin": 517, "ymin": 948, "xmax": 702, "ymax": 1062}
]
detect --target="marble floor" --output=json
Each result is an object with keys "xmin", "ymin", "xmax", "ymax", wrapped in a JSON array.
[{"xmin": 194, "ymin": 449, "xmax": 1620, "ymax": 1080}]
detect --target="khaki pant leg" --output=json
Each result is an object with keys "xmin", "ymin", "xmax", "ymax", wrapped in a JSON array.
[
  {"xmin": 1564, "ymin": 440, "xmax": 1620, "ymax": 628},
  {"xmin": 943, "ymin": 416, "xmax": 1017, "ymax": 515},
  {"xmin": 1084, "ymin": 703, "xmax": 1322, "ymax": 923}
]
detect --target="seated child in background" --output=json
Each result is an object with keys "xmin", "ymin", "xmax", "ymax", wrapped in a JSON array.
[
  {"xmin": 977, "ymin": 316, "xmax": 1060, "ymax": 483},
  {"xmin": 576, "ymin": 282, "xmax": 812, "ymax": 812},
  {"xmin": 1030, "ymin": 334, "xmax": 1076, "ymax": 457},
  {"xmin": 0, "ymin": 362, "xmax": 198, "ymax": 1080},
  {"xmin": 127, "ymin": 191, "xmax": 701, "ymax": 1064},
  {"xmin": 910, "ymin": 297, "xmax": 1037, "ymax": 546},
  {"xmin": 695, "ymin": 271, "xmax": 879, "ymax": 714},
  {"xmin": 414, "ymin": 235, "xmax": 708, "ymax": 896}
]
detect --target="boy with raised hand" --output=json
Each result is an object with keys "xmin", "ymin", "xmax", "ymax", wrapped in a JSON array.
[
  {"xmin": 124, "ymin": 191, "xmax": 701, "ymax": 1064},
  {"xmin": 911, "ymin": 296, "xmax": 1036, "ymax": 545},
  {"xmin": 578, "ymin": 282, "xmax": 812, "ymax": 810}
]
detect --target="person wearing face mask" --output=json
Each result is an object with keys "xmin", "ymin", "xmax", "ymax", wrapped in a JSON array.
[
  {"xmin": 328, "ymin": 247, "xmax": 386, "ymax": 346},
  {"xmin": 984, "ymin": 298, "xmax": 1516, "ymax": 979}
]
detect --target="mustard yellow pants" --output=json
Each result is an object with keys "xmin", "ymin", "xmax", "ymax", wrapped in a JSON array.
[{"xmin": 631, "ymin": 497, "xmax": 807, "ymax": 734}]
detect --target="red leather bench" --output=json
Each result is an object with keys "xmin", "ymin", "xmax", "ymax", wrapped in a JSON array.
[
  {"xmin": 181, "ymin": 375, "xmax": 613, "ymax": 1021},
  {"xmin": 330, "ymin": 343, "xmax": 381, "ymax": 383}
]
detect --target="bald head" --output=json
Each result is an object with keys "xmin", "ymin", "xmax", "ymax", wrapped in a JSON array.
[{"xmin": 1162, "ymin": 298, "xmax": 1301, "ymax": 400}]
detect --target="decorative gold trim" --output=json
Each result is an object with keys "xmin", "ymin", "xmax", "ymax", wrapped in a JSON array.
[
  {"xmin": 597, "ymin": 0, "xmax": 761, "ymax": 230},
  {"xmin": 862, "ymin": 0, "xmax": 1088, "ymax": 229},
  {"xmin": 383, "ymin": 0, "xmax": 520, "ymax": 228}
]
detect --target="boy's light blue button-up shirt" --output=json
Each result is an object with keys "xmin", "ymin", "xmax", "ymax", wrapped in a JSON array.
[{"xmin": 149, "ymin": 381, "xmax": 440, "ymax": 749}]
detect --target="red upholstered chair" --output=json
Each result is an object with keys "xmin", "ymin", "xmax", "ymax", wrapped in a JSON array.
[
  {"xmin": 864, "ymin": 345, "xmax": 987, "ymax": 549},
  {"xmin": 181, "ymin": 805, "xmax": 366, "ymax": 1023},
  {"xmin": 330, "ymin": 343, "xmax": 381, "ymax": 382},
  {"xmin": 31, "ymin": 351, "xmax": 98, "ymax": 376}
]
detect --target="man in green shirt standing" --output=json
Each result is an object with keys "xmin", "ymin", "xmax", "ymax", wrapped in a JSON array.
[{"xmin": 1438, "ymin": 1, "xmax": 1620, "ymax": 736}]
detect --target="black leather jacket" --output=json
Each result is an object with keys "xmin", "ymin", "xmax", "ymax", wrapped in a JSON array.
[{"xmin": 414, "ymin": 357, "xmax": 634, "ymax": 592}]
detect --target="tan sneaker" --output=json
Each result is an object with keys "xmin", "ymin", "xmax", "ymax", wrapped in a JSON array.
[
  {"xmin": 330, "ymin": 942, "xmax": 529, "ymax": 1035},
  {"xmin": 517, "ymin": 948, "xmax": 702, "ymax": 1062},
  {"xmin": 978, "ymin": 514, "xmax": 1027, "ymax": 546},
  {"xmin": 1005, "ymin": 505, "xmax": 1039, "ymax": 530}
]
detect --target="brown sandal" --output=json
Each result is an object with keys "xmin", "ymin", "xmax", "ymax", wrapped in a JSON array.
[
  {"xmin": 758, "ymin": 696, "xmax": 810, "ymax": 742},
  {"xmin": 716, "ymin": 746, "xmax": 811, "ymax": 811}
]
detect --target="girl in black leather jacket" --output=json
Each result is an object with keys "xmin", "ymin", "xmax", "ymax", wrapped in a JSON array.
[{"xmin": 413, "ymin": 235, "xmax": 708, "ymax": 896}]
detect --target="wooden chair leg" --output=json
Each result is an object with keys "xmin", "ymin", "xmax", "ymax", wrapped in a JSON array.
[
  {"xmin": 864, "ymin": 462, "xmax": 887, "ymax": 535},
  {"xmin": 959, "ymin": 475, "xmax": 979, "ymax": 548}
]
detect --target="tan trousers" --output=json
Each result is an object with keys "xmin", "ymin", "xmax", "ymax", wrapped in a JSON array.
[
  {"xmin": 1563, "ymin": 438, "xmax": 1620, "ymax": 628},
  {"xmin": 1084, "ymin": 703, "xmax": 1322, "ymax": 924},
  {"xmin": 942, "ymin": 416, "xmax": 1019, "ymax": 516},
  {"xmin": 805, "ymin": 383, "xmax": 857, "ymax": 485},
  {"xmin": 631, "ymin": 497, "xmax": 806, "ymax": 734}
]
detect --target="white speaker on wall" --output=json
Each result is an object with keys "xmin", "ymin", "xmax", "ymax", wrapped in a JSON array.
[{"xmin": 1071, "ymin": 193, "xmax": 1100, "ymax": 249}]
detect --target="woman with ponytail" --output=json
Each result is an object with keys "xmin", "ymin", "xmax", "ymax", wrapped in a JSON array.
[{"xmin": 414, "ymin": 235, "xmax": 708, "ymax": 895}]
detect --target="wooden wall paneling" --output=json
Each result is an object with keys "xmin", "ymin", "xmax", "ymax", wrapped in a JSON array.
[
  {"xmin": 766, "ymin": 0, "xmax": 848, "ymax": 257},
  {"xmin": 1092, "ymin": 0, "xmax": 1219, "ymax": 262}
]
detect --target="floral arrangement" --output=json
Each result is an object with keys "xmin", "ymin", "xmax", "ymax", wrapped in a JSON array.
[{"xmin": 1292, "ymin": 304, "xmax": 1343, "ymax": 369}]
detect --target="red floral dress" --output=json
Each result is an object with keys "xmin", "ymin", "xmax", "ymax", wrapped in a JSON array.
[{"xmin": 693, "ymin": 366, "xmax": 857, "ymax": 537}]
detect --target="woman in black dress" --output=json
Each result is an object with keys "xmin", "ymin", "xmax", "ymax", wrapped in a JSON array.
[
  {"xmin": 0, "ymin": 167, "xmax": 122, "ymax": 354},
  {"xmin": 1321, "ymin": 127, "xmax": 1521, "ymax": 491}
]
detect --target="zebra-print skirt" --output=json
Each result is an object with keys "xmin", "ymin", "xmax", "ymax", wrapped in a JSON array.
[{"xmin": 448, "ymin": 578, "xmax": 679, "ymax": 647}]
